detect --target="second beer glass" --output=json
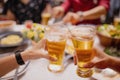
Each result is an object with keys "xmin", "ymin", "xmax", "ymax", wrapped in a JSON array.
[
  {"xmin": 71, "ymin": 25, "xmax": 96, "ymax": 78},
  {"xmin": 45, "ymin": 24, "xmax": 67, "ymax": 72}
]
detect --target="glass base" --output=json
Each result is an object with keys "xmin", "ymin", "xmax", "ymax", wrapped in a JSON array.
[
  {"xmin": 76, "ymin": 67, "xmax": 93, "ymax": 78},
  {"xmin": 48, "ymin": 64, "xmax": 64, "ymax": 73}
]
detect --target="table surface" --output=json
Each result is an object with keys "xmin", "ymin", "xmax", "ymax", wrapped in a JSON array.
[{"xmin": 4, "ymin": 25, "xmax": 120, "ymax": 80}]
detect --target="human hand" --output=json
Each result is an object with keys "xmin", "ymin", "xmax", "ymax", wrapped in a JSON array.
[
  {"xmin": 52, "ymin": 6, "xmax": 65, "ymax": 19},
  {"xmin": 21, "ymin": 39, "xmax": 56, "ymax": 61},
  {"xmin": 83, "ymin": 47, "xmax": 112, "ymax": 69},
  {"xmin": 73, "ymin": 47, "xmax": 113, "ymax": 69},
  {"xmin": 63, "ymin": 12, "xmax": 81, "ymax": 25}
]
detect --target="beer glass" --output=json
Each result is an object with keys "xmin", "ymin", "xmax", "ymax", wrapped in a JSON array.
[
  {"xmin": 114, "ymin": 17, "xmax": 120, "ymax": 27},
  {"xmin": 41, "ymin": 13, "xmax": 51, "ymax": 25},
  {"xmin": 45, "ymin": 24, "xmax": 67, "ymax": 72},
  {"xmin": 70, "ymin": 25, "xmax": 96, "ymax": 78}
]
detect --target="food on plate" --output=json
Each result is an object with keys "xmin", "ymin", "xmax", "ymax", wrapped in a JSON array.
[
  {"xmin": 22, "ymin": 23, "xmax": 44, "ymax": 42},
  {"xmin": 97, "ymin": 24, "xmax": 120, "ymax": 39},
  {"xmin": 0, "ymin": 35, "xmax": 23, "ymax": 45}
]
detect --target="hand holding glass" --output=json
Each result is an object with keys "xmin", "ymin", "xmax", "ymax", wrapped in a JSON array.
[
  {"xmin": 45, "ymin": 25, "xmax": 67, "ymax": 72},
  {"xmin": 70, "ymin": 25, "xmax": 96, "ymax": 78}
]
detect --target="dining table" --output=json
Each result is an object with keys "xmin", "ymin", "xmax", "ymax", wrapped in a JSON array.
[{"xmin": 0, "ymin": 24, "xmax": 120, "ymax": 80}]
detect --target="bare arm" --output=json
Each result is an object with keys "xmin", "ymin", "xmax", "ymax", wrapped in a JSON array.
[
  {"xmin": 0, "ymin": 54, "xmax": 18, "ymax": 77},
  {"xmin": 0, "ymin": 10, "xmax": 15, "ymax": 20},
  {"xmin": 82, "ymin": 6, "xmax": 107, "ymax": 20},
  {"xmin": 63, "ymin": 6, "xmax": 107, "ymax": 24},
  {"xmin": 0, "ymin": 50, "xmax": 36, "ymax": 77},
  {"xmin": 42, "ymin": 4, "xmax": 52, "ymax": 14},
  {"xmin": 109, "ymin": 57, "xmax": 120, "ymax": 73},
  {"xmin": 52, "ymin": 0, "xmax": 71, "ymax": 19},
  {"xmin": 0, "ymin": 39, "xmax": 55, "ymax": 77}
]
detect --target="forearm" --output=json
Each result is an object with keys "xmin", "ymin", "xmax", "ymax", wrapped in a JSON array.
[
  {"xmin": 0, "ymin": 54, "xmax": 18, "ymax": 77},
  {"xmin": 0, "ymin": 52, "xmax": 29, "ymax": 77},
  {"xmin": 43, "ymin": 4, "xmax": 52, "ymax": 13},
  {"xmin": 0, "ymin": 10, "xmax": 16, "ymax": 20},
  {"xmin": 109, "ymin": 57, "xmax": 120, "ymax": 73},
  {"xmin": 0, "ymin": 15, "xmax": 9, "ymax": 20},
  {"xmin": 0, "ymin": 14, "xmax": 15, "ymax": 20},
  {"xmin": 82, "ymin": 6, "xmax": 107, "ymax": 20}
]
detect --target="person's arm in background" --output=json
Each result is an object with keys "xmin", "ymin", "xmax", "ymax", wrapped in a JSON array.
[
  {"xmin": 0, "ymin": 0, "xmax": 16, "ymax": 20},
  {"xmin": 0, "ymin": 10, "xmax": 15, "ymax": 20},
  {"xmin": 42, "ymin": 3, "xmax": 52, "ymax": 14},
  {"xmin": 0, "ymin": 39, "xmax": 56, "ymax": 77},
  {"xmin": 63, "ymin": 0, "xmax": 110, "ymax": 24},
  {"xmin": 82, "ymin": 0, "xmax": 110, "ymax": 20},
  {"xmin": 52, "ymin": 0, "xmax": 71, "ymax": 19}
]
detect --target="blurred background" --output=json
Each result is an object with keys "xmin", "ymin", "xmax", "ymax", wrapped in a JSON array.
[{"xmin": 0, "ymin": 0, "xmax": 119, "ymax": 24}]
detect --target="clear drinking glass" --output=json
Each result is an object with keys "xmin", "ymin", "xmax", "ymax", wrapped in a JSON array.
[
  {"xmin": 45, "ymin": 24, "xmax": 67, "ymax": 72},
  {"xmin": 70, "ymin": 25, "xmax": 96, "ymax": 78},
  {"xmin": 114, "ymin": 16, "xmax": 120, "ymax": 27},
  {"xmin": 41, "ymin": 13, "xmax": 51, "ymax": 25}
]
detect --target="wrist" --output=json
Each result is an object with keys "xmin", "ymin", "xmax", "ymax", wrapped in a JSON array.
[
  {"xmin": 109, "ymin": 57, "xmax": 120, "ymax": 71},
  {"xmin": 15, "ymin": 50, "xmax": 25, "ymax": 65},
  {"xmin": 21, "ymin": 50, "xmax": 31, "ymax": 62},
  {"xmin": 76, "ymin": 11, "xmax": 84, "ymax": 21}
]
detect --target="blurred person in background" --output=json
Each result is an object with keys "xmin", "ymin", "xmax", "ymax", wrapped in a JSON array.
[
  {"xmin": 0, "ymin": 0, "xmax": 52, "ymax": 24},
  {"xmin": 104, "ymin": 0, "xmax": 120, "ymax": 24},
  {"xmin": 0, "ymin": 39, "xmax": 56, "ymax": 77},
  {"xmin": 0, "ymin": 0, "xmax": 4, "ymax": 14},
  {"xmin": 53, "ymin": 0, "xmax": 110, "ymax": 25},
  {"xmin": 50, "ymin": 0, "xmax": 63, "ymax": 7}
]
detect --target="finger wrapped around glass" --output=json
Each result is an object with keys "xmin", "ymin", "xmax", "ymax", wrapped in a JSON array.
[
  {"xmin": 45, "ymin": 24, "xmax": 67, "ymax": 72},
  {"xmin": 70, "ymin": 25, "xmax": 96, "ymax": 78}
]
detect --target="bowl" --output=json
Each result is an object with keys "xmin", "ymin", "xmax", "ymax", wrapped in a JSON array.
[
  {"xmin": 97, "ymin": 24, "xmax": 120, "ymax": 47},
  {"xmin": 0, "ymin": 20, "xmax": 16, "ymax": 32},
  {"xmin": 0, "ymin": 31, "xmax": 26, "ymax": 48},
  {"xmin": 97, "ymin": 32, "xmax": 120, "ymax": 47}
]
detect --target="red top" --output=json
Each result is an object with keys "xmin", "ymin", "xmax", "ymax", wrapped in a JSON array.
[{"xmin": 61, "ymin": 0, "xmax": 110, "ymax": 25}]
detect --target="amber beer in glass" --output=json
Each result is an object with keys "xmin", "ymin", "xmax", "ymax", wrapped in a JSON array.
[
  {"xmin": 114, "ymin": 17, "xmax": 120, "ymax": 27},
  {"xmin": 71, "ymin": 25, "xmax": 95, "ymax": 77},
  {"xmin": 45, "ymin": 25, "xmax": 67, "ymax": 72},
  {"xmin": 41, "ymin": 13, "xmax": 51, "ymax": 25}
]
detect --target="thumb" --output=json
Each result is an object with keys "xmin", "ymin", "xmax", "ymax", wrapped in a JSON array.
[{"xmin": 41, "ymin": 54, "xmax": 57, "ymax": 61}]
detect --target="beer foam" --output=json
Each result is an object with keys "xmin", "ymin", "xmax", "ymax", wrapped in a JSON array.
[{"xmin": 47, "ymin": 36, "xmax": 62, "ymax": 42}]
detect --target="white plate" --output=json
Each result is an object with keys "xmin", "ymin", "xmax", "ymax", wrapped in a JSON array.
[{"xmin": 93, "ymin": 68, "xmax": 120, "ymax": 80}]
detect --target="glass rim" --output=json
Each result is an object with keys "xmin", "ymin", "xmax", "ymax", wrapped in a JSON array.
[
  {"xmin": 73, "ymin": 24, "xmax": 96, "ymax": 29},
  {"xmin": 70, "ymin": 24, "xmax": 96, "ymax": 32},
  {"xmin": 69, "ymin": 24, "xmax": 96, "ymax": 39}
]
